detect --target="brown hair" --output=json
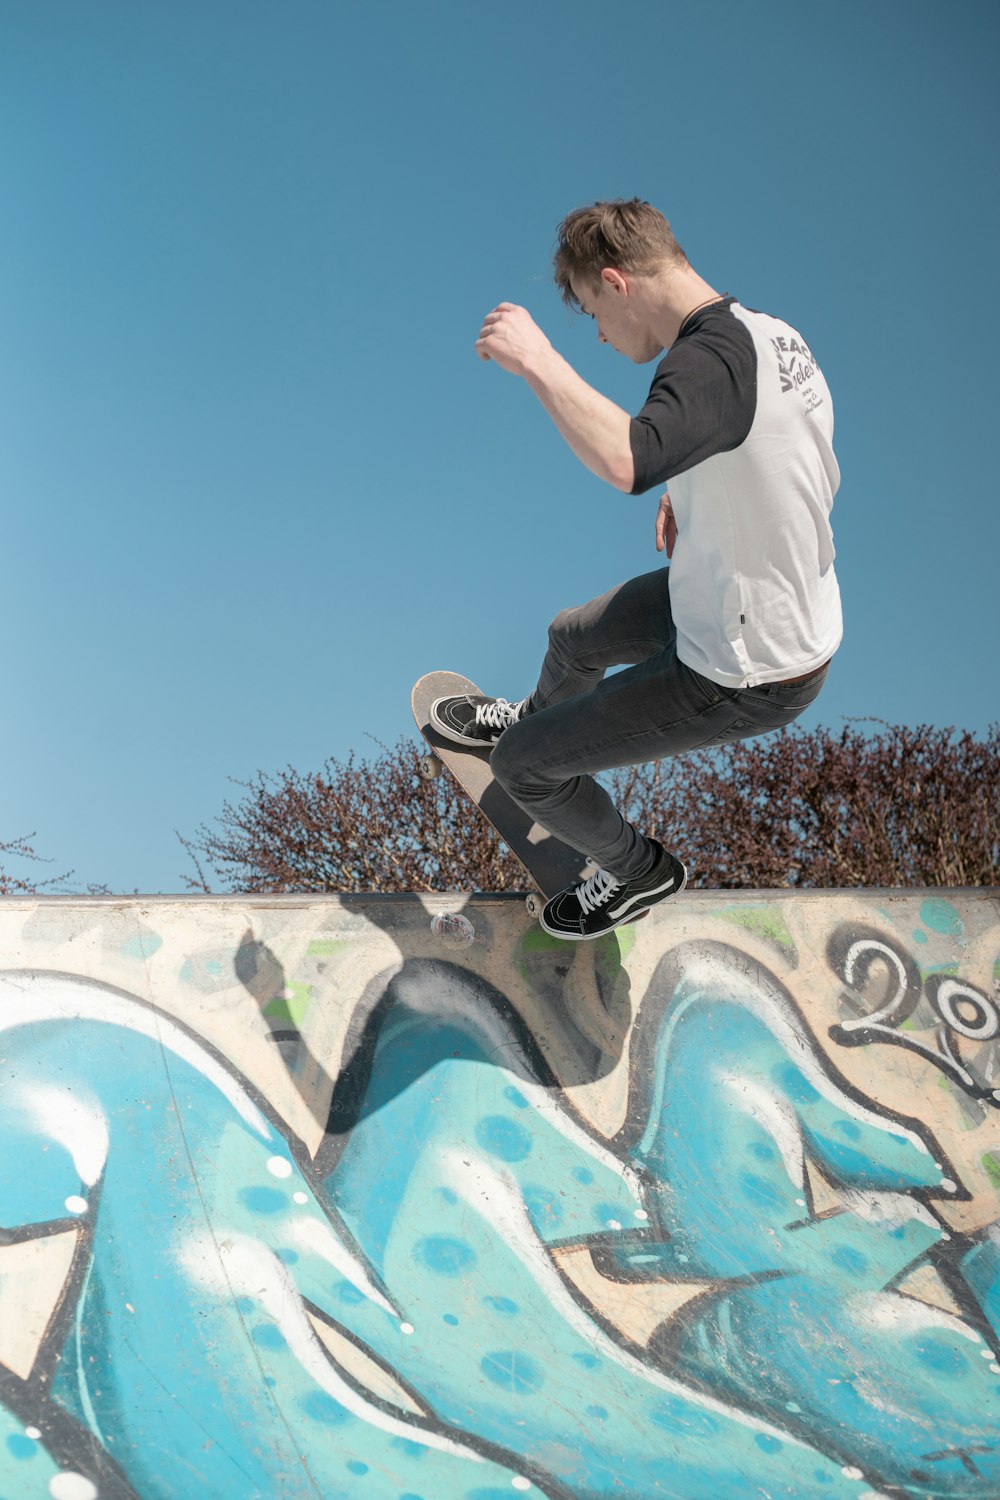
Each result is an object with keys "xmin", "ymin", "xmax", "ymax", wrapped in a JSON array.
[{"xmin": 553, "ymin": 198, "xmax": 688, "ymax": 309}]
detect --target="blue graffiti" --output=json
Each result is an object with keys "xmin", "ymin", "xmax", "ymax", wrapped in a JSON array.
[
  {"xmin": 611, "ymin": 944, "xmax": 1000, "ymax": 1497},
  {"xmin": 1, "ymin": 932, "xmax": 999, "ymax": 1500},
  {"xmin": 319, "ymin": 959, "xmax": 875, "ymax": 1499},
  {"xmin": 0, "ymin": 971, "xmax": 548, "ymax": 1500}
]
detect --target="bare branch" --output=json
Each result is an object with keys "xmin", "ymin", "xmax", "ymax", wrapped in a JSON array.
[{"xmin": 178, "ymin": 724, "xmax": 1000, "ymax": 894}]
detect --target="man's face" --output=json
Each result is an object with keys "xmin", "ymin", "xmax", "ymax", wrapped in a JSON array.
[{"xmin": 573, "ymin": 271, "xmax": 662, "ymax": 364}]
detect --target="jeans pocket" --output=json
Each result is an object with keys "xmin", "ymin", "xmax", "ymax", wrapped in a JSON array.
[
  {"xmin": 704, "ymin": 717, "xmax": 756, "ymax": 746},
  {"xmin": 740, "ymin": 692, "xmax": 811, "ymax": 714},
  {"xmin": 739, "ymin": 669, "xmax": 828, "ymax": 715}
]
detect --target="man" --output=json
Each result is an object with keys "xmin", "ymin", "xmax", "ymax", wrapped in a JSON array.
[{"xmin": 431, "ymin": 198, "xmax": 841, "ymax": 941}]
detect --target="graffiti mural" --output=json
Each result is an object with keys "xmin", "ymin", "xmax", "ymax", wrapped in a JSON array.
[{"xmin": 0, "ymin": 889, "xmax": 998, "ymax": 1499}]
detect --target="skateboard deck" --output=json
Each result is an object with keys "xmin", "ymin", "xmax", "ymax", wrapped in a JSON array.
[{"xmin": 411, "ymin": 670, "xmax": 591, "ymax": 911}]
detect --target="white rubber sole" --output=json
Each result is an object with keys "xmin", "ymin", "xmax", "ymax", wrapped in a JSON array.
[{"xmin": 539, "ymin": 859, "xmax": 689, "ymax": 942}]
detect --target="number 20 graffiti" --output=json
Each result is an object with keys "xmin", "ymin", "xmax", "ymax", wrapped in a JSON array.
[{"xmin": 827, "ymin": 924, "xmax": 1000, "ymax": 1107}]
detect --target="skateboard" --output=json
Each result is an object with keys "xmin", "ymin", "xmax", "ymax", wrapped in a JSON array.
[{"xmin": 411, "ymin": 670, "xmax": 591, "ymax": 918}]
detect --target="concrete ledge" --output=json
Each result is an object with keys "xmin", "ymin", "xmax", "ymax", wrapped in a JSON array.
[{"xmin": 1, "ymin": 889, "xmax": 998, "ymax": 1498}]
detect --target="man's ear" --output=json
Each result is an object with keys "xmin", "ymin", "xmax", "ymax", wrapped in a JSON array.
[{"xmin": 600, "ymin": 267, "xmax": 629, "ymax": 296}]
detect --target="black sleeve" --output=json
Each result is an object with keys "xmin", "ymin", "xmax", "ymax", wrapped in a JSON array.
[{"xmin": 628, "ymin": 314, "xmax": 758, "ymax": 494}]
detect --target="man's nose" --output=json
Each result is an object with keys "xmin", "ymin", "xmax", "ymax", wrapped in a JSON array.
[{"xmin": 597, "ymin": 328, "xmax": 608, "ymax": 344}]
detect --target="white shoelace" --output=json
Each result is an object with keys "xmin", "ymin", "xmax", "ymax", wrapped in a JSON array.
[
  {"xmin": 575, "ymin": 866, "xmax": 622, "ymax": 915},
  {"xmin": 474, "ymin": 697, "xmax": 525, "ymax": 731}
]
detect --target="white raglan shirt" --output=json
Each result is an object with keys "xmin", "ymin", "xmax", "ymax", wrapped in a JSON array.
[{"xmin": 629, "ymin": 298, "xmax": 842, "ymax": 688}]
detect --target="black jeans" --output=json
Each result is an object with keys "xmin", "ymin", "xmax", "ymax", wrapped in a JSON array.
[{"xmin": 490, "ymin": 569, "xmax": 829, "ymax": 879}]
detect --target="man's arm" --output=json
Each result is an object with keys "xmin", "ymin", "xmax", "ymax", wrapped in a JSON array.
[{"xmin": 476, "ymin": 303, "xmax": 635, "ymax": 492}]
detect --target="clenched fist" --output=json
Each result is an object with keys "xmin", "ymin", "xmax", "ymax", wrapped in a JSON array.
[
  {"xmin": 476, "ymin": 303, "xmax": 554, "ymax": 378},
  {"xmin": 655, "ymin": 490, "xmax": 677, "ymax": 557}
]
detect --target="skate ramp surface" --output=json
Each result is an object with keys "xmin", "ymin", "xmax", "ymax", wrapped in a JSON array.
[{"xmin": 0, "ymin": 887, "xmax": 998, "ymax": 1500}]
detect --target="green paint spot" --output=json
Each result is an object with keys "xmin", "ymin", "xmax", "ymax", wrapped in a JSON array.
[
  {"xmin": 264, "ymin": 981, "xmax": 312, "ymax": 1026},
  {"xmin": 715, "ymin": 906, "xmax": 795, "ymax": 953},
  {"xmin": 519, "ymin": 923, "xmax": 635, "ymax": 960},
  {"xmin": 611, "ymin": 923, "xmax": 637, "ymax": 960},
  {"xmin": 519, "ymin": 927, "xmax": 566, "ymax": 955},
  {"xmin": 121, "ymin": 930, "xmax": 163, "ymax": 960},
  {"xmin": 982, "ymin": 1153, "xmax": 1000, "ymax": 1190},
  {"xmin": 920, "ymin": 898, "xmax": 964, "ymax": 937},
  {"xmin": 307, "ymin": 939, "xmax": 346, "ymax": 957}
]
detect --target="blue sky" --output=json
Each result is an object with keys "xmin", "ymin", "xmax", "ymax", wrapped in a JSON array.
[{"xmin": 1, "ymin": 0, "xmax": 997, "ymax": 893}]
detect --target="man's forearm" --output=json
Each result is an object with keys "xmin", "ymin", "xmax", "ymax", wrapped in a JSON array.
[{"xmin": 524, "ymin": 347, "xmax": 635, "ymax": 492}]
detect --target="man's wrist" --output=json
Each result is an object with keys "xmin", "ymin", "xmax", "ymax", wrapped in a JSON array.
[{"xmin": 522, "ymin": 342, "xmax": 566, "ymax": 392}]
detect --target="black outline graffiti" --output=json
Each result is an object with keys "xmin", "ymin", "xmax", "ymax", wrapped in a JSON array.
[
  {"xmin": 827, "ymin": 923, "xmax": 1000, "ymax": 1107},
  {"xmin": 2, "ymin": 904, "xmax": 999, "ymax": 1500}
]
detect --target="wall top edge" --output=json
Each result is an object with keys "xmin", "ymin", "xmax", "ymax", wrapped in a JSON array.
[{"xmin": 0, "ymin": 887, "xmax": 996, "ymax": 910}]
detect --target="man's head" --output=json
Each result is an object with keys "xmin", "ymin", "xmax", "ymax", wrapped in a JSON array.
[
  {"xmin": 553, "ymin": 198, "xmax": 691, "ymax": 362},
  {"xmin": 554, "ymin": 199, "xmax": 688, "ymax": 308}
]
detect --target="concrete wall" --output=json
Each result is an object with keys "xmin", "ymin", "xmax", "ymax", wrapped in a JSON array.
[{"xmin": 0, "ymin": 888, "xmax": 998, "ymax": 1500}]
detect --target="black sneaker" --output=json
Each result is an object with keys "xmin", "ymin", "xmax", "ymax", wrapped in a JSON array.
[
  {"xmin": 430, "ymin": 694, "xmax": 527, "ymax": 747},
  {"xmin": 540, "ymin": 842, "xmax": 687, "ymax": 941}
]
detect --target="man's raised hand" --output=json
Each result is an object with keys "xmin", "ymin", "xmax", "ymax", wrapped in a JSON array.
[
  {"xmin": 476, "ymin": 303, "xmax": 553, "ymax": 377},
  {"xmin": 655, "ymin": 489, "xmax": 677, "ymax": 558}
]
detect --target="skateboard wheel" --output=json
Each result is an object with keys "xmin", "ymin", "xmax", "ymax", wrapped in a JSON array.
[
  {"xmin": 525, "ymin": 891, "xmax": 544, "ymax": 919},
  {"xmin": 420, "ymin": 754, "xmax": 443, "ymax": 779}
]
